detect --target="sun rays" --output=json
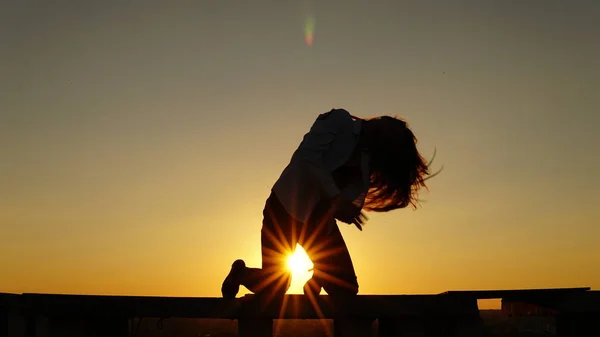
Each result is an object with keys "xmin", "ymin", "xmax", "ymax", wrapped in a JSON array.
[
  {"xmin": 255, "ymin": 214, "xmax": 353, "ymax": 337},
  {"xmin": 286, "ymin": 246, "xmax": 314, "ymax": 282}
]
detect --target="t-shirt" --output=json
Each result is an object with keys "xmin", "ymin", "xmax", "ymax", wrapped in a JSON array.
[{"xmin": 271, "ymin": 109, "xmax": 370, "ymax": 223}]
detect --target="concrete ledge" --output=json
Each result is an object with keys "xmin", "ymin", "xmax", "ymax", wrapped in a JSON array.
[
  {"xmin": 2, "ymin": 288, "xmax": 594, "ymax": 320},
  {"xmin": 440, "ymin": 287, "xmax": 590, "ymax": 299},
  {"xmin": 14, "ymin": 293, "xmax": 479, "ymax": 320},
  {"xmin": 238, "ymin": 294, "xmax": 479, "ymax": 319},
  {"xmin": 2, "ymin": 288, "xmax": 598, "ymax": 337},
  {"xmin": 19, "ymin": 294, "xmax": 239, "ymax": 319}
]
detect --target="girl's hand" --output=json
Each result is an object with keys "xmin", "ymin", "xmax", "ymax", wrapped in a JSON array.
[
  {"xmin": 352, "ymin": 211, "xmax": 368, "ymax": 231},
  {"xmin": 331, "ymin": 194, "xmax": 368, "ymax": 229}
]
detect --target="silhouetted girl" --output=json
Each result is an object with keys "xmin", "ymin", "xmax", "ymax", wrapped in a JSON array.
[{"xmin": 221, "ymin": 108, "xmax": 437, "ymax": 301}]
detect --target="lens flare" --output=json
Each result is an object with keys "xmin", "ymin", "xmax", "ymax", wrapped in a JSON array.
[{"xmin": 304, "ymin": 15, "xmax": 316, "ymax": 46}]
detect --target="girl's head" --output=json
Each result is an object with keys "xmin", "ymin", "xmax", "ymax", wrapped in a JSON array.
[{"xmin": 359, "ymin": 115, "xmax": 438, "ymax": 212}]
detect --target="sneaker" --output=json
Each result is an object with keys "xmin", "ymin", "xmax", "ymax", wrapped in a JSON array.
[{"xmin": 221, "ymin": 259, "xmax": 246, "ymax": 299}]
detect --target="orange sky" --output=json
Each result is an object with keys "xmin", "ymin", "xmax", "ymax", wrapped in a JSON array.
[{"xmin": 1, "ymin": 1, "xmax": 599, "ymax": 310}]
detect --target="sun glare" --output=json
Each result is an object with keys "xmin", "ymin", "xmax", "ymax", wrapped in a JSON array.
[
  {"xmin": 286, "ymin": 246, "xmax": 314, "ymax": 293},
  {"xmin": 287, "ymin": 248, "xmax": 313, "ymax": 274}
]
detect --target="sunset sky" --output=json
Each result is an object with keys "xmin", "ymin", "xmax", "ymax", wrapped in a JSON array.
[{"xmin": 1, "ymin": 1, "xmax": 599, "ymax": 309}]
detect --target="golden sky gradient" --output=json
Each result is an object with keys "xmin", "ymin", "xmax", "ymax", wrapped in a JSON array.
[{"xmin": 1, "ymin": 1, "xmax": 599, "ymax": 309}]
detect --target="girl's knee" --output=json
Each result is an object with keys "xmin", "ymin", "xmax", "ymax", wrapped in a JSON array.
[
  {"xmin": 262, "ymin": 270, "xmax": 292, "ymax": 297},
  {"xmin": 315, "ymin": 273, "xmax": 359, "ymax": 297},
  {"xmin": 324, "ymin": 283, "xmax": 359, "ymax": 297}
]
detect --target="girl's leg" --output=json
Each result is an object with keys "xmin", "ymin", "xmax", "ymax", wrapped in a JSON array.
[
  {"xmin": 300, "ymin": 210, "xmax": 359, "ymax": 297},
  {"xmin": 237, "ymin": 192, "xmax": 298, "ymax": 297}
]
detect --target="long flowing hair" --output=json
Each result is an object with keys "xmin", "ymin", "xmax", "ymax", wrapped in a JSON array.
[{"xmin": 352, "ymin": 115, "xmax": 441, "ymax": 212}]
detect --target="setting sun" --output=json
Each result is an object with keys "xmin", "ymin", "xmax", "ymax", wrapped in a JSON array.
[
  {"xmin": 286, "ymin": 246, "xmax": 314, "ymax": 293},
  {"xmin": 287, "ymin": 247, "xmax": 313, "ymax": 275}
]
